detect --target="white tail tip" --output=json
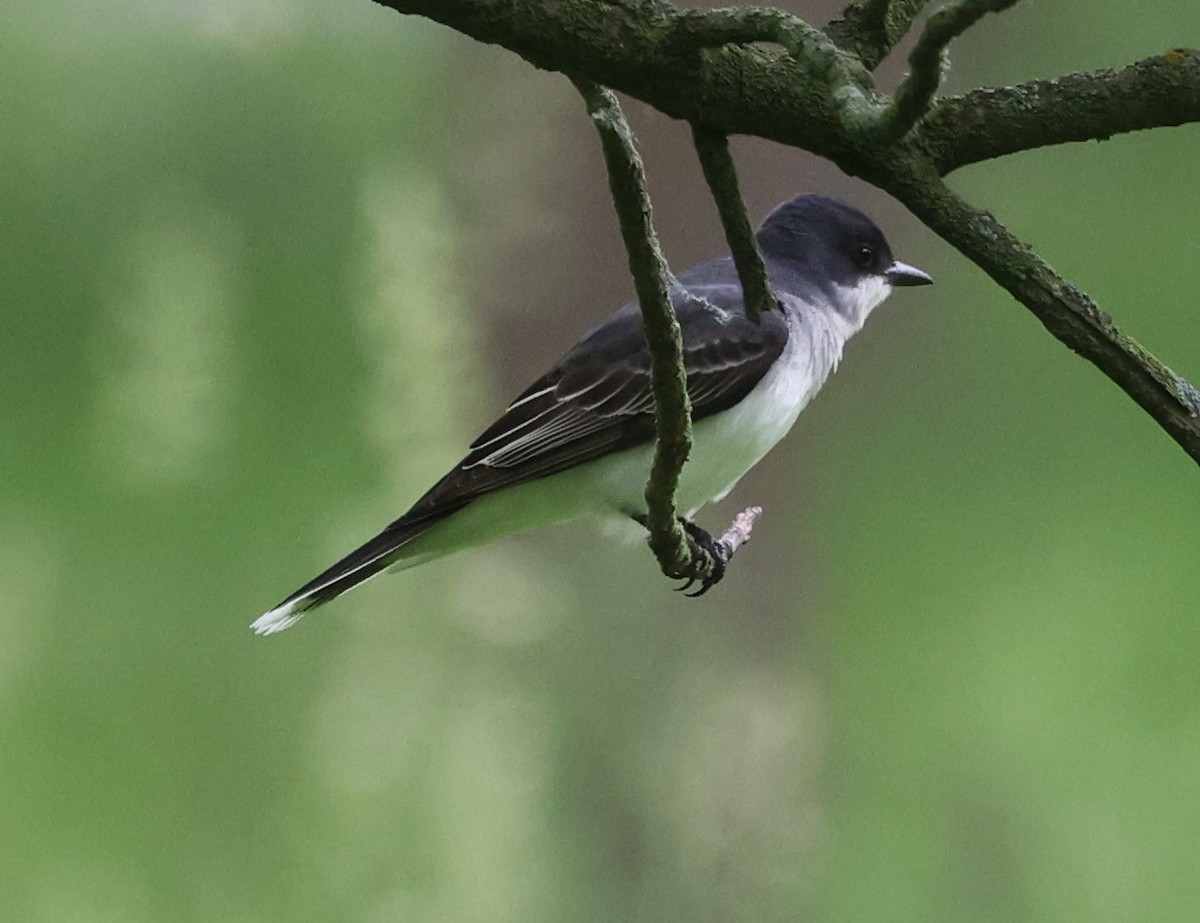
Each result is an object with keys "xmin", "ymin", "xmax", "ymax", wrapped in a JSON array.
[{"xmin": 250, "ymin": 600, "xmax": 307, "ymax": 636}]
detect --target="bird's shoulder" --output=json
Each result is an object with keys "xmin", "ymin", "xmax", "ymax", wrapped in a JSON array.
[
  {"xmin": 557, "ymin": 256, "xmax": 789, "ymax": 375},
  {"xmin": 490, "ymin": 259, "xmax": 789, "ymax": 425}
]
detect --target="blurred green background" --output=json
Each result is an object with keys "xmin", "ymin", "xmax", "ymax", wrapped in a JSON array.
[{"xmin": 2, "ymin": 1, "xmax": 1198, "ymax": 920}]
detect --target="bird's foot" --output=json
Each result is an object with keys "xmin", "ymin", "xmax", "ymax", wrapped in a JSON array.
[{"xmin": 674, "ymin": 519, "xmax": 729, "ymax": 597}]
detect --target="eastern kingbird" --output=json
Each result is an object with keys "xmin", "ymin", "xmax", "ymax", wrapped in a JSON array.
[{"xmin": 252, "ymin": 194, "xmax": 932, "ymax": 635}]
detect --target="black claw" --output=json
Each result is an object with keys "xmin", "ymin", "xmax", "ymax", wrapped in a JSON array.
[
  {"xmin": 638, "ymin": 512, "xmax": 735, "ymax": 597},
  {"xmin": 684, "ymin": 561, "xmax": 725, "ymax": 597},
  {"xmin": 674, "ymin": 518, "xmax": 729, "ymax": 598}
]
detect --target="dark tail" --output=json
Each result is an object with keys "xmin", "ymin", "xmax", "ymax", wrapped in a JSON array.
[{"xmin": 250, "ymin": 509, "xmax": 454, "ymax": 635}]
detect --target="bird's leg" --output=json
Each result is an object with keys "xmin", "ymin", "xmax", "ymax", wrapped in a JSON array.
[
  {"xmin": 674, "ymin": 518, "xmax": 729, "ymax": 597},
  {"xmin": 628, "ymin": 512, "xmax": 730, "ymax": 597}
]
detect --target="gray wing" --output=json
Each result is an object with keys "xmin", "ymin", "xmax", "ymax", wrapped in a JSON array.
[
  {"xmin": 259, "ymin": 262, "xmax": 791, "ymax": 621},
  {"xmin": 402, "ymin": 264, "xmax": 789, "ymax": 520}
]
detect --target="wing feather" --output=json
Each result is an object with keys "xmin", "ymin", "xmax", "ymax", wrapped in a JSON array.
[{"xmin": 401, "ymin": 265, "xmax": 789, "ymax": 521}]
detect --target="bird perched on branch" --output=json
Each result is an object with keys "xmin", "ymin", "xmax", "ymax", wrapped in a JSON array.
[{"xmin": 253, "ymin": 194, "xmax": 932, "ymax": 635}]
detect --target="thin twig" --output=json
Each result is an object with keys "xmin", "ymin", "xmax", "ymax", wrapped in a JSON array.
[
  {"xmin": 883, "ymin": 166, "xmax": 1200, "ymax": 457},
  {"xmin": 824, "ymin": 0, "xmax": 934, "ymax": 70},
  {"xmin": 570, "ymin": 77, "xmax": 695, "ymax": 577},
  {"xmin": 869, "ymin": 0, "xmax": 1023, "ymax": 143},
  {"xmin": 717, "ymin": 507, "xmax": 763, "ymax": 560},
  {"xmin": 690, "ymin": 127, "xmax": 775, "ymax": 323}
]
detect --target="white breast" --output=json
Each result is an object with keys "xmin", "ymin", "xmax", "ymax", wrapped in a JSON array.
[{"xmin": 593, "ymin": 297, "xmax": 855, "ymax": 517}]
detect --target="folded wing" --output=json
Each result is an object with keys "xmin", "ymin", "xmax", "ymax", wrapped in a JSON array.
[{"xmin": 404, "ymin": 275, "xmax": 789, "ymax": 519}]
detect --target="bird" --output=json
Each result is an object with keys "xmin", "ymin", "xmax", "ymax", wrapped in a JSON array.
[{"xmin": 252, "ymin": 194, "xmax": 932, "ymax": 635}]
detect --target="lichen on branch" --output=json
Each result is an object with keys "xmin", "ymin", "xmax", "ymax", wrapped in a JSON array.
[
  {"xmin": 918, "ymin": 49, "xmax": 1200, "ymax": 173},
  {"xmin": 867, "ymin": 0, "xmax": 1024, "ymax": 143},
  {"xmin": 825, "ymin": 0, "xmax": 935, "ymax": 69},
  {"xmin": 378, "ymin": 0, "xmax": 1200, "ymax": 473}
]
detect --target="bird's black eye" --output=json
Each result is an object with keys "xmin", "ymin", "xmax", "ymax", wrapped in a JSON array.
[{"xmin": 851, "ymin": 243, "xmax": 876, "ymax": 270}]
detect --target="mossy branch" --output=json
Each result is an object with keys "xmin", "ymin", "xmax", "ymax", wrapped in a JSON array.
[
  {"xmin": 824, "ymin": 0, "xmax": 935, "ymax": 70},
  {"xmin": 571, "ymin": 81, "xmax": 767, "ymax": 586},
  {"xmin": 868, "ymin": 0, "xmax": 1024, "ymax": 143},
  {"xmin": 569, "ymin": 78, "xmax": 695, "ymax": 578},
  {"xmin": 880, "ymin": 165, "xmax": 1200, "ymax": 457},
  {"xmin": 690, "ymin": 127, "xmax": 774, "ymax": 323},
  {"xmin": 918, "ymin": 49, "xmax": 1200, "ymax": 174},
  {"xmin": 379, "ymin": 0, "xmax": 1200, "ymax": 472},
  {"xmin": 668, "ymin": 6, "xmax": 829, "ymax": 57}
]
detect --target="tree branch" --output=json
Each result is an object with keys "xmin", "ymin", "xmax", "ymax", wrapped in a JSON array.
[
  {"xmin": 877, "ymin": 163, "xmax": 1200, "ymax": 459},
  {"xmin": 570, "ymin": 78, "xmax": 695, "ymax": 578},
  {"xmin": 378, "ymin": 0, "xmax": 872, "ymax": 165},
  {"xmin": 870, "ymin": 0, "xmax": 1022, "ymax": 143},
  {"xmin": 379, "ymin": 0, "xmax": 1200, "ymax": 472},
  {"xmin": 919, "ymin": 49, "xmax": 1200, "ymax": 174},
  {"xmin": 668, "ymin": 5, "xmax": 828, "ymax": 57},
  {"xmin": 716, "ymin": 506, "xmax": 763, "ymax": 561},
  {"xmin": 824, "ymin": 0, "xmax": 934, "ymax": 70},
  {"xmin": 571, "ymin": 80, "xmax": 765, "ymax": 586},
  {"xmin": 690, "ymin": 127, "xmax": 774, "ymax": 322}
]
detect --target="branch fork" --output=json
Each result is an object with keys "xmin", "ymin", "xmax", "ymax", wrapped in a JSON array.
[{"xmin": 380, "ymin": 0, "xmax": 1200, "ymax": 568}]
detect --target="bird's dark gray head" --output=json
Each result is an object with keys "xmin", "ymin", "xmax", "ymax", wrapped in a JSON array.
[{"xmin": 756, "ymin": 195, "xmax": 932, "ymax": 324}]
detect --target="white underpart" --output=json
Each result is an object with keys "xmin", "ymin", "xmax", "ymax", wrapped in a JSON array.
[
  {"xmin": 251, "ymin": 276, "xmax": 894, "ymax": 634},
  {"xmin": 590, "ymin": 279, "xmax": 893, "ymax": 517},
  {"xmin": 831, "ymin": 275, "xmax": 891, "ymax": 332}
]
